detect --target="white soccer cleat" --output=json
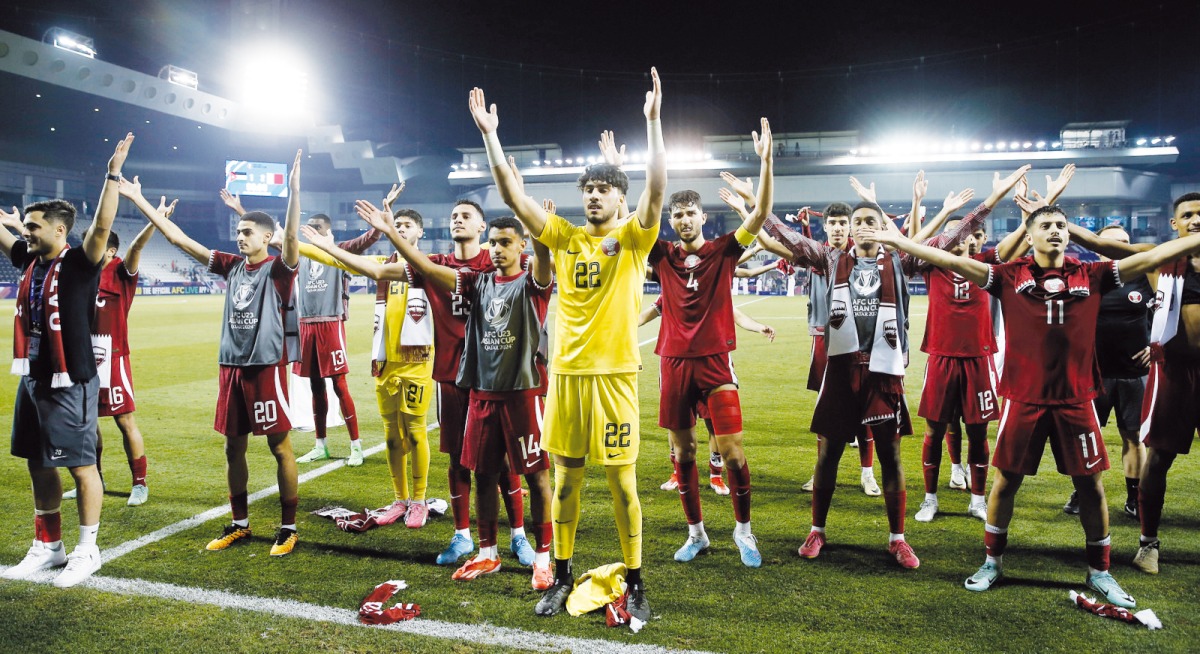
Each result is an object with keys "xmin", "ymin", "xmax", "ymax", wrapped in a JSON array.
[
  {"xmin": 2, "ymin": 540, "xmax": 67, "ymax": 580},
  {"xmin": 915, "ymin": 497, "xmax": 939, "ymax": 522},
  {"xmin": 968, "ymin": 501, "xmax": 988, "ymax": 521},
  {"xmin": 860, "ymin": 469, "xmax": 882, "ymax": 497},
  {"xmin": 949, "ymin": 465, "xmax": 968, "ymax": 490},
  {"xmin": 52, "ymin": 544, "xmax": 102, "ymax": 588},
  {"xmin": 127, "ymin": 484, "xmax": 149, "ymax": 507},
  {"xmin": 347, "ymin": 442, "xmax": 364, "ymax": 467},
  {"xmin": 801, "ymin": 477, "xmax": 814, "ymax": 493}
]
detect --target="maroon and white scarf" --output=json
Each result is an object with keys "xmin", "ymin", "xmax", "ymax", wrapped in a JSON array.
[
  {"xmin": 1149, "ymin": 257, "xmax": 1190, "ymax": 355},
  {"xmin": 826, "ymin": 249, "xmax": 904, "ymax": 376},
  {"xmin": 12, "ymin": 246, "xmax": 71, "ymax": 387},
  {"xmin": 1010, "ymin": 256, "xmax": 1096, "ymax": 298}
]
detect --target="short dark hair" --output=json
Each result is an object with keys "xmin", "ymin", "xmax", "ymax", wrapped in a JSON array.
[
  {"xmin": 823, "ymin": 202, "xmax": 853, "ymax": 219},
  {"xmin": 452, "ymin": 199, "xmax": 485, "ymax": 221},
  {"xmin": 239, "ymin": 211, "xmax": 275, "ymax": 232},
  {"xmin": 577, "ymin": 164, "xmax": 629, "ymax": 195},
  {"xmin": 851, "ymin": 201, "xmax": 884, "ymax": 219},
  {"xmin": 1097, "ymin": 223, "xmax": 1127, "ymax": 237},
  {"xmin": 393, "ymin": 208, "xmax": 423, "ymax": 228},
  {"xmin": 24, "ymin": 199, "xmax": 77, "ymax": 233},
  {"xmin": 307, "ymin": 213, "xmax": 332, "ymax": 226},
  {"xmin": 489, "ymin": 216, "xmax": 523, "ymax": 233},
  {"xmin": 1025, "ymin": 204, "xmax": 1067, "ymax": 227},
  {"xmin": 668, "ymin": 190, "xmax": 702, "ymax": 214},
  {"xmin": 107, "ymin": 231, "xmax": 120, "ymax": 251},
  {"xmin": 1172, "ymin": 192, "xmax": 1200, "ymax": 215}
]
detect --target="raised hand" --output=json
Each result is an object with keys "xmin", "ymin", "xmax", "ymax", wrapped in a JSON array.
[
  {"xmin": 355, "ymin": 199, "xmax": 396, "ymax": 234},
  {"xmin": 0, "ymin": 206, "xmax": 21, "ymax": 231},
  {"xmin": 849, "ymin": 176, "xmax": 877, "ymax": 204},
  {"xmin": 118, "ymin": 175, "xmax": 143, "ymax": 200},
  {"xmin": 469, "ymin": 87, "xmax": 499, "ymax": 134},
  {"xmin": 752, "ymin": 117, "xmax": 773, "ymax": 161},
  {"xmin": 643, "ymin": 67, "xmax": 662, "ymax": 120},
  {"xmin": 108, "ymin": 132, "xmax": 134, "ymax": 174},
  {"xmin": 718, "ymin": 187, "xmax": 748, "ymax": 216},
  {"xmin": 599, "ymin": 130, "xmax": 626, "ymax": 167},
  {"xmin": 720, "ymin": 172, "xmax": 755, "ymax": 202},
  {"xmin": 507, "ymin": 155, "xmax": 527, "ymax": 195},
  {"xmin": 1045, "ymin": 163, "xmax": 1075, "ymax": 202},
  {"xmin": 382, "ymin": 182, "xmax": 405, "ymax": 209},
  {"xmin": 796, "ymin": 207, "xmax": 812, "ymax": 227},
  {"xmin": 943, "ymin": 188, "xmax": 975, "ymax": 214},
  {"xmin": 288, "ymin": 149, "xmax": 303, "ymax": 194},
  {"xmin": 543, "ymin": 198, "xmax": 556, "ymax": 214},
  {"xmin": 300, "ymin": 224, "xmax": 335, "ymax": 250},
  {"xmin": 156, "ymin": 196, "xmax": 178, "ymax": 220},
  {"xmin": 1015, "ymin": 189, "xmax": 1048, "ymax": 216},
  {"xmin": 219, "ymin": 188, "xmax": 245, "ymax": 215},
  {"xmin": 912, "ymin": 170, "xmax": 928, "ymax": 202},
  {"xmin": 990, "ymin": 164, "xmax": 1033, "ymax": 202}
]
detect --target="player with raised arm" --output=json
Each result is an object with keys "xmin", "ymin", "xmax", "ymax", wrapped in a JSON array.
[
  {"xmin": 760, "ymin": 166, "xmax": 1028, "ymax": 569},
  {"xmin": 132, "ymin": 151, "xmax": 304, "ymax": 557},
  {"xmin": 222, "ymin": 188, "xmax": 381, "ymax": 467},
  {"xmin": 0, "ymin": 134, "xmax": 132, "ymax": 588},
  {"xmin": 867, "ymin": 188, "xmax": 1200, "ymax": 605},
  {"xmin": 649, "ymin": 118, "xmax": 774, "ymax": 568},
  {"xmin": 470, "ymin": 68, "xmax": 665, "ymax": 621}
]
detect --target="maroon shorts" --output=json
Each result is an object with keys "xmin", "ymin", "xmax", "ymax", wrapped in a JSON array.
[
  {"xmin": 438, "ymin": 381, "xmax": 471, "ymax": 460},
  {"xmin": 295, "ymin": 321, "xmax": 350, "ymax": 378},
  {"xmin": 917, "ymin": 354, "xmax": 1000, "ymax": 425},
  {"xmin": 993, "ymin": 399, "xmax": 1108, "ymax": 476},
  {"xmin": 658, "ymin": 353, "xmax": 737, "ymax": 431},
  {"xmin": 98, "ymin": 354, "xmax": 136, "ymax": 417},
  {"xmin": 462, "ymin": 393, "xmax": 549, "ymax": 475},
  {"xmin": 1141, "ymin": 358, "xmax": 1200, "ymax": 455},
  {"xmin": 811, "ymin": 354, "xmax": 911, "ymax": 441},
  {"xmin": 807, "ymin": 333, "xmax": 827, "ymax": 392},
  {"xmin": 215, "ymin": 362, "xmax": 293, "ymax": 437}
]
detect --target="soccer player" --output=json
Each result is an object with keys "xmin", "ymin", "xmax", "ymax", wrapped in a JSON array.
[
  {"xmin": 1, "ymin": 133, "xmax": 131, "ymax": 587},
  {"xmin": 869, "ymin": 192, "xmax": 1200, "ymax": 605},
  {"xmin": 72, "ymin": 182, "xmax": 167, "ymax": 508},
  {"xmin": 132, "ymin": 150, "xmax": 304, "ymax": 557},
  {"xmin": 1067, "ymin": 193, "xmax": 1200, "ymax": 574},
  {"xmin": 221, "ymin": 189, "xmax": 380, "ymax": 467},
  {"xmin": 760, "ymin": 166, "xmax": 1029, "ymax": 569},
  {"xmin": 648, "ymin": 118, "xmax": 774, "ymax": 568},
  {"xmin": 469, "ymin": 68, "xmax": 665, "ymax": 620},
  {"xmin": 1058, "ymin": 224, "xmax": 1151, "ymax": 519}
]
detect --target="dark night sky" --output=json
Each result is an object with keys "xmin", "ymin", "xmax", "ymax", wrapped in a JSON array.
[{"xmin": 3, "ymin": 0, "xmax": 1199, "ymax": 184}]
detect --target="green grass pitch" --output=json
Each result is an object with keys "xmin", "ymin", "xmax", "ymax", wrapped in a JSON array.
[{"xmin": 0, "ymin": 293, "xmax": 1197, "ymax": 653}]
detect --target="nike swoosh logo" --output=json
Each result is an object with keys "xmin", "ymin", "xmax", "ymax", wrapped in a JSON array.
[
  {"xmin": 736, "ymin": 490, "xmax": 749, "ymax": 497},
  {"xmin": 50, "ymin": 454, "xmax": 67, "ymax": 461},
  {"xmin": 1086, "ymin": 460, "xmax": 1101, "ymax": 469},
  {"xmin": 567, "ymin": 249, "xmax": 581, "ymax": 255},
  {"xmin": 607, "ymin": 452, "xmax": 621, "ymax": 458},
  {"xmin": 554, "ymin": 520, "xmax": 574, "ymax": 525},
  {"xmin": 261, "ymin": 422, "xmax": 277, "ymax": 431}
]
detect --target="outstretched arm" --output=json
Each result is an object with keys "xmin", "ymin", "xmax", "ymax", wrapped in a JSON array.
[
  {"xmin": 1114, "ymin": 233, "xmax": 1200, "ymax": 281},
  {"xmin": 638, "ymin": 302, "xmax": 661, "ymax": 327},
  {"xmin": 118, "ymin": 176, "xmax": 211, "ymax": 264},
  {"xmin": 911, "ymin": 188, "xmax": 975, "ymax": 244},
  {"xmin": 867, "ymin": 225, "xmax": 991, "ymax": 286},
  {"xmin": 124, "ymin": 196, "xmax": 172, "ymax": 274},
  {"xmin": 470, "ymin": 87, "xmax": 549, "ymax": 237},
  {"xmin": 733, "ymin": 307, "xmax": 775, "ymax": 341},
  {"xmin": 598, "ymin": 131, "xmax": 630, "ymax": 220},
  {"xmin": 1067, "ymin": 223, "xmax": 1152, "ymax": 259},
  {"xmin": 634, "ymin": 68, "xmax": 666, "ymax": 231},
  {"xmin": 741, "ymin": 118, "xmax": 774, "ymax": 235},
  {"xmin": 735, "ymin": 262, "xmax": 776, "ymax": 278},
  {"xmin": 0, "ymin": 206, "xmax": 21, "ymax": 259},
  {"xmin": 281, "ymin": 150, "xmax": 302, "ymax": 267},
  {"xmin": 83, "ymin": 133, "xmax": 134, "ymax": 265}
]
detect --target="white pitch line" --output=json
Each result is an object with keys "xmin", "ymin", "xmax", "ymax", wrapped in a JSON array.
[
  {"xmin": 100, "ymin": 424, "xmax": 435, "ymax": 564},
  {"xmin": 0, "ymin": 570, "xmax": 714, "ymax": 654}
]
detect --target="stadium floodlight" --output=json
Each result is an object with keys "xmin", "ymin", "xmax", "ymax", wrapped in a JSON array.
[
  {"xmin": 43, "ymin": 28, "xmax": 96, "ymax": 58},
  {"xmin": 231, "ymin": 43, "xmax": 314, "ymax": 132},
  {"xmin": 1036, "ymin": 141, "xmax": 1046, "ymax": 149},
  {"xmin": 159, "ymin": 65, "xmax": 199, "ymax": 90},
  {"xmin": 849, "ymin": 149, "xmax": 858, "ymax": 156},
  {"xmin": 970, "ymin": 142, "xmax": 981, "ymax": 151},
  {"xmin": 451, "ymin": 164, "xmax": 459, "ymax": 170},
  {"xmin": 1022, "ymin": 142, "xmax": 1033, "ymax": 149},
  {"xmin": 858, "ymin": 146, "xmax": 869, "ymax": 155},
  {"xmin": 1051, "ymin": 141, "xmax": 1062, "ymax": 148},
  {"xmin": 532, "ymin": 160, "xmax": 541, "ymax": 166},
  {"xmin": 470, "ymin": 162, "xmax": 479, "ymax": 170},
  {"xmin": 705, "ymin": 152, "xmax": 713, "ymax": 160},
  {"xmin": 564, "ymin": 158, "xmax": 572, "ymax": 165},
  {"xmin": 984, "ymin": 143, "xmax": 994, "ymax": 151},
  {"xmin": 995, "ymin": 142, "xmax": 1006, "ymax": 151},
  {"xmin": 1165, "ymin": 136, "xmax": 1175, "ymax": 144},
  {"xmin": 1009, "ymin": 141, "xmax": 1021, "ymax": 150},
  {"xmin": 1151, "ymin": 137, "xmax": 1162, "ymax": 145},
  {"xmin": 1136, "ymin": 138, "xmax": 1148, "ymax": 146},
  {"xmin": 554, "ymin": 159, "xmax": 563, "ymax": 165},
  {"xmin": 543, "ymin": 159, "xmax": 551, "ymax": 166}
]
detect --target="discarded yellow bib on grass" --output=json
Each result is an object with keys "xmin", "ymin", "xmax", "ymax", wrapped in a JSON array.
[{"xmin": 565, "ymin": 562, "xmax": 628, "ymax": 617}]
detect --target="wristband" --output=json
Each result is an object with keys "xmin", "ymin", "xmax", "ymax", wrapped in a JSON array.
[
  {"xmin": 105, "ymin": 172, "xmax": 122, "ymax": 182},
  {"xmin": 483, "ymin": 132, "xmax": 506, "ymax": 169},
  {"xmin": 646, "ymin": 118, "xmax": 664, "ymax": 154}
]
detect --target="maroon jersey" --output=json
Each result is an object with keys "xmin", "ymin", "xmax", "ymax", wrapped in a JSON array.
[
  {"xmin": 649, "ymin": 232, "xmax": 747, "ymax": 358},
  {"xmin": 407, "ymin": 250, "xmax": 496, "ymax": 383},
  {"xmin": 985, "ymin": 258, "xmax": 1120, "ymax": 405},
  {"xmin": 920, "ymin": 251, "xmax": 997, "ymax": 358},
  {"xmin": 93, "ymin": 258, "xmax": 137, "ymax": 358}
]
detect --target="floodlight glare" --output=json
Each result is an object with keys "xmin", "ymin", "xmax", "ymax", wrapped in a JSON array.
[
  {"xmin": 44, "ymin": 28, "xmax": 96, "ymax": 58},
  {"xmin": 231, "ymin": 43, "xmax": 315, "ymax": 132},
  {"xmin": 1023, "ymin": 142, "xmax": 1033, "ymax": 149},
  {"xmin": 984, "ymin": 144, "xmax": 994, "ymax": 151},
  {"xmin": 159, "ymin": 65, "xmax": 199, "ymax": 90},
  {"xmin": 1151, "ymin": 137, "xmax": 1162, "ymax": 145},
  {"xmin": 532, "ymin": 160, "xmax": 541, "ymax": 166},
  {"xmin": 1036, "ymin": 141, "xmax": 1046, "ymax": 149},
  {"xmin": 1165, "ymin": 136, "xmax": 1176, "ymax": 144},
  {"xmin": 970, "ymin": 142, "xmax": 981, "ymax": 151},
  {"xmin": 1009, "ymin": 141, "xmax": 1020, "ymax": 150},
  {"xmin": 995, "ymin": 142, "xmax": 1007, "ymax": 151},
  {"xmin": 451, "ymin": 164, "xmax": 459, "ymax": 170},
  {"xmin": 1051, "ymin": 141, "xmax": 1062, "ymax": 148},
  {"xmin": 1136, "ymin": 138, "xmax": 1148, "ymax": 146}
]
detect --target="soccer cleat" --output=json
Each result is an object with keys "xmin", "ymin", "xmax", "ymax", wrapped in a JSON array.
[
  {"xmin": 270, "ymin": 528, "xmax": 298, "ymax": 556},
  {"xmin": 673, "ymin": 533, "xmax": 710, "ymax": 562},
  {"xmin": 2, "ymin": 540, "xmax": 67, "ymax": 580},
  {"xmin": 296, "ymin": 443, "xmax": 330, "ymax": 464},
  {"xmin": 734, "ymin": 531, "xmax": 763, "ymax": 568},
  {"xmin": 801, "ymin": 477, "xmax": 814, "ymax": 493},
  {"xmin": 52, "ymin": 545, "xmax": 101, "ymax": 588},
  {"xmin": 404, "ymin": 501, "xmax": 429, "ymax": 529},
  {"xmin": 710, "ymin": 476, "xmax": 731, "ymax": 496},
  {"xmin": 436, "ymin": 533, "xmax": 475, "ymax": 565},
  {"xmin": 949, "ymin": 466, "xmax": 968, "ymax": 490},
  {"xmin": 452, "ymin": 556, "xmax": 501, "ymax": 580},
  {"xmin": 660, "ymin": 472, "xmax": 679, "ymax": 491},
  {"xmin": 535, "ymin": 576, "xmax": 573, "ymax": 616},
  {"xmin": 206, "ymin": 524, "xmax": 252, "ymax": 551},
  {"xmin": 347, "ymin": 442, "xmax": 364, "ymax": 467},
  {"xmin": 964, "ymin": 561, "xmax": 1001, "ymax": 591},
  {"xmin": 860, "ymin": 469, "xmax": 882, "ymax": 497},
  {"xmin": 627, "ymin": 584, "xmax": 651, "ymax": 623},
  {"xmin": 1132, "ymin": 541, "xmax": 1160, "ymax": 575},
  {"xmin": 798, "ymin": 530, "xmax": 826, "ymax": 559},
  {"xmin": 1123, "ymin": 499, "xmax": 1138, "ymax": 519},
  {"xmin": 915, "ymin": 497, "xmax": 939, "ymax": 523},
  {"xmin": 888, "ymin": 539, "xmax": 920, "ymax": 569},
  {"xmin": 531, "ymin": 562, "xmax": 553, "ymax": 590},
  {"xmin": 1086, "ymin": 571, "xmax": 1135, "ymax": 608},
  {"xmin": 968, "ymin": 501, "xmax": 988, "ymax": 522},
  {"xmin": 1063, "ymin": 490, "xmax": 1080, "ymax": 515},
  {"xmin": 127, "ymin": 484, "xmax": 149, "ymax": 507},
  {"xmin": 374, "ymin": 500, "xmax": 409, "ymax": 526},
  {"xmin": 510, "ymin": 534, "xmax": 535, "ymax": 566}
]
